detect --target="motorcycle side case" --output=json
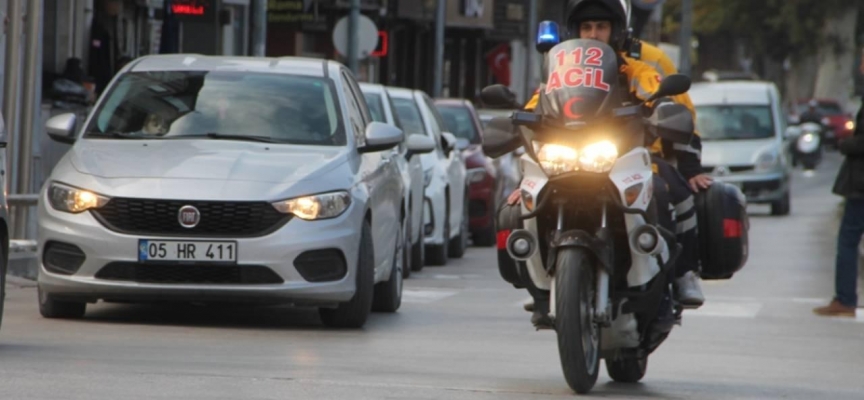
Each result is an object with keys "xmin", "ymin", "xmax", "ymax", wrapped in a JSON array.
[
  {"xmin": 496, "ymin": 202, "xmax": 527, "ymax": 288},
  {"xmin": 694, "ymin": 182, "xmax": 750, "ymax": 280}
]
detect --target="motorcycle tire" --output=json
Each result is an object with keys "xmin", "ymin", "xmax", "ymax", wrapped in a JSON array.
[
  {"xmin": 555, "ymin": 248, "xmax": 600, "ymax": 394},
  {"xmin": 605, "ymin": 356, "xmax": 648, "ymax": 383}
]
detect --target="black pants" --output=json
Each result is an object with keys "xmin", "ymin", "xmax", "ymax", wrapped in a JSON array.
[{"xmin": 651, "ymin": 156, "xmax": 700, "ymax": 279}]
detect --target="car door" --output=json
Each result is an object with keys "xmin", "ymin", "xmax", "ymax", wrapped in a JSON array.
[
  {"xmin": 419, "ymin": 93, "xmax": 466, "ymax": 240},
  {"xmin": 340, "ymin": 72, "xmax": 393, "ymax": 273}
]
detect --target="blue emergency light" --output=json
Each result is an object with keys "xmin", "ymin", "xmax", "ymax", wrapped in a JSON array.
[{"xmin": 536, "ymin": 21, "xmax": 561, "ymax": 53}]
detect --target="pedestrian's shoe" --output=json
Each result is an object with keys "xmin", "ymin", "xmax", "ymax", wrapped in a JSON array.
[
  {"xmin": 675, "ymin": 271, "xmax": 705, "ymax": 309},
  {"xmin": 523, "ymin": 298, "xmax": 534, "ymax": 312},
  {"xmin": 813, "ymin": 299, "xmax": 856, "ymax": 317}
]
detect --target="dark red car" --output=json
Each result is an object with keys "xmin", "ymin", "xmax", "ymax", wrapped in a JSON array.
[
  {"xmin": 790, "ymin": 98, "xmax": 856, "ymax": 145},
  {"xmin": 434, "ymin": 98, "xmax": 499, "ymax": 247}
]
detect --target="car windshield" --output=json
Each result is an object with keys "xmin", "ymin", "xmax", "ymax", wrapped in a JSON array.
[
  {"xmin": 364, "ymin": 92, "xmax": 386, "ymax": 123},
  {"xmin": 796, "ymin": 101, "xmax": 844, "ymax": 116},
  {"xmin": 437, "ymin": 105, "xmax": 480, "ymax": 144},
  {"xmin": 695, "ymin": 105, "xmax": 775, "ymax": 141},
  {"xmin": 392, "ymin": 97, "xmax": 426, "ymax": 135},
  {"xmin": 84, "ymin": 71, "xmax": 346, "ymax": 145}
]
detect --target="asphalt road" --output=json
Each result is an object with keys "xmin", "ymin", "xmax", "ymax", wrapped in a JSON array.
[{"xmin": 1, "ymin": 153, "xmax": 862, "ymax": 399}]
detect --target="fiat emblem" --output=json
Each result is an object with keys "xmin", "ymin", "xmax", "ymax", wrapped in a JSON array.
[{"xmin": 178, "ymin": 205, "xmax": 200, "ymax": 228}]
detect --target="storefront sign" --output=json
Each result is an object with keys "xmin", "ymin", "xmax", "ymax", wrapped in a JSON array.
[
  {"xmin": 170, "ymin": 0, "xmax": 216, "ymax": 21},
  {"xmin": 268, "ymin": 0, "xmax": 328, "ymax": 30},
  {"xmin": 446, "ymin": 0, "xmax": 494, "ymax": 29}
]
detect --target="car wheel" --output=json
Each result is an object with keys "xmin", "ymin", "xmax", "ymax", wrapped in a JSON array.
[
  {"xmin": 426, "ymin": 205, "xmax": 449, "ymax": 266},
  {"xmin": 401, "ymin": 214, "xmax": 412, "ymax": 279},
  {"xmin": 411, "ymin": 217, "xmax": 426, "ymax": 272},
  {"xmin": 373, "ymin": 224, "xmax": 404, "ymax": 313},
  {"xmin": 38, "ymin": 286, "xmax": 86, "ymax": 319},
  {"xmin": 319, "ymin": 220, "xmax": 375, "ymax": 328},
  {"xmin": 448, "ymin": 194, "xmax": 469, "ymax": 258},
  {"xmin": 771, "ymin": 191, "xmax": 791, "ymax": 216}
]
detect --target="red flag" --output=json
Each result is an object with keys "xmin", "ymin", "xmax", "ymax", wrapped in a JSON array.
[{"xmin": 486, "ymin": 43, "xmax": 511, "ymax": 86}]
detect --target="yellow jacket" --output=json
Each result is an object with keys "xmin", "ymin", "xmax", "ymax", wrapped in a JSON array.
[{"xmin": 524, "ymin": 43, "xmax": 704, "ymax": 179}]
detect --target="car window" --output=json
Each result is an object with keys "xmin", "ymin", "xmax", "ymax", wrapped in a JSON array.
[
  {"xmin": 363, "ymin": 92, "xmax": 386, "ymax": 123},
  {"xmin": 796, "ymin": 101, "xmax": 844, "ymax": 115},
  {"xmin": 340, "ymin": 73, "xmax": 366, "ymax": 145},
  {"xmin": 437, "ymin": 104, "xmax": 480, "ymax": 144},
  {"xmin": 421, "ymin": 95, "xmax": 444, "ymax": 136},
  {"xmin": 85, "ymin": 70, "xmax": 345, "ymax": 145},
  {"xmin": 392, "ymin": 97, "xmax": 426, "ymax": 136},
  {"xmin": 343, "ymin": 73, "xmax": 372, "ymax": 125},
  {"xmin": 385, "ymin": 94, "xmax": 404, "ymax": 131},
  {"xmin": 695, "ymin": 105, "xmax": 776, "ymax": 141}
]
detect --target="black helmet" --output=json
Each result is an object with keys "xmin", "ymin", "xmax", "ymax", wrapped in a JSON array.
[{"xmin": 564, "ymin": 0, "xmax": 629, "ymax": 51}]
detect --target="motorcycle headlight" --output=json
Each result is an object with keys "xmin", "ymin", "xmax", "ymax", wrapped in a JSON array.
[
  {"xmin": 48, "ymin": 183, "xmax": 110, "ymax": 213},
  {"xmin": 272, "ymin": 191, "xmax": 351, "ymax": 220},
  {"xmin": 846, "ymin": 121, "xmax": 855, "ymax": 131},
  {"xmin": 755, "ymin": 150, "xmax": 779, "ymax": 172},
  {"xmin": 536, "ymin": 143, "xmax": 579, "ymax": 176},
  {"xmin": 796, "ymin": 132, "xmax": 820, "ymax": 153},
  {"xmin": 579, "ymin": 140, "xmax": 618, "ymax": 173}
]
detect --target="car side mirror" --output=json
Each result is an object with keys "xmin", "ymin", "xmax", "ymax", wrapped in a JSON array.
[
  {"xmin": 441, "ymin": 132, "xmax": 457, "ymax": 155},
  {"xmin": 46, "ymin": 113, "xmax": 78, "ymax": 145},
  {"xmin": 405, "ymin": 134, "xmax": 435, "ymax": 159},
  {"xmin": 359, "ymin": 122, "xmax": 404, "ymax": 153},
  {"xmin": 482, "ymin": 116, "xmax": 523, "ymax": 158},
  {"xmin": 480, "ymin": 84, "xmax": 521, "ymax": 109},
  {"xmin": 646, "ymin": 103, "xmax": 694, "ymax": 145},
  {"xmin": 647, "ymin": 74, "xmax": 691, "ymax": 103}
]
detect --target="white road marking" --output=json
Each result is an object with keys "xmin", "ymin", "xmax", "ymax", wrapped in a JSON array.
[
  {"xmin": 402, "ymin": 289, "xmax": 458, "ymax": 304},
  {"xmin": 686, "ymin": 301, "xmax": 763, "ymax": 318}
]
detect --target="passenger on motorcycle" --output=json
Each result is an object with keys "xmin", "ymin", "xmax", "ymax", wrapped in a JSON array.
[{"xmin": 518, "ymin": 0, "xmax": 706, "ymax": 327}]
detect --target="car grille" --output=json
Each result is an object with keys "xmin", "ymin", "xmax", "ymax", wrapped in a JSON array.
[
  {"xmin": 91, "ymin": 198, "xmax": 291, "ymax": 238},
  {"xmin": 702, "ymin": 165, "xmax": 755, "ymax": 174},
  {"xmin": 95, "ymin": 262, "xmax": 284, "ymax": 285}
]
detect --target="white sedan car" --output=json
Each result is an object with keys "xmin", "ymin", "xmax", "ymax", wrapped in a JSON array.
[
  {"xmin": 387, "ymin": 87, "xmax": 468, "ymax": 266},
  {"xmin": 37, "ymin": 55, "xmax": 407, "ymax": 328},
  {"xmin": 359, "ymin": 83, "xmax": 436, "ymax": 275}
]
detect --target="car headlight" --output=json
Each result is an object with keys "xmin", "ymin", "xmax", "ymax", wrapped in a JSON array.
[
  {"xmin": 536, "ymin": 143, "xmax": 579, "ymax": 176},
  {"xmin": 755, "ymin": 149, "xmax": 780, "ymax": 171},
  {"xmin": 272, "ymin": 191, "xmax": 351, "ymax": 220},
  {"xmin": 846, "ymin": 121, "xmax": 855, "ymax": 131},
  {"xmin": 423, "ymin": 169, "xmax": 433, "ymax": 187},
  {"xmin": 48, "ymin": 183, "xmax": 110, "ymax": 213},
  {"xmin": 534, "ymin": 140, "xmax": 618, "ymax": 176},
  {"xmin": 579, "ymin": 141, "xmax": 618, "ymax": 173}
]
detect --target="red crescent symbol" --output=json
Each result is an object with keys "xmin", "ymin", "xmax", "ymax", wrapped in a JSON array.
[{"xmin": 563, "ymin": 97, "xmax": 583, "ymax": 119}]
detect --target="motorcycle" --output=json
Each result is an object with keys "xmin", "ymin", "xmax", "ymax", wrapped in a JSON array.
[
  {"xmin": 481, "ymin": 23, "xmax": 748, "ymax": 395},
  {"xmin": 786, "ymin": 122, "xmax": 823, "ymax": 170}
]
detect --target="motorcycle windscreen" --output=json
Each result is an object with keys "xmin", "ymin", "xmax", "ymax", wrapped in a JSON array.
[{"xmin": 537, "ymin": 39, "xmax": 620, "ymax": 126}]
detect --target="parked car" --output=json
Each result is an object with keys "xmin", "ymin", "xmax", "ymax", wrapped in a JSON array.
[
  {"xmin": 477, "ymin": 108, "xmax": 523, "ymax": 206},
  {"xmin": 0, "ymin": 114, "xmax": 8, "ymax": 330},
  {"xmin": 387, "ymin": 87, "xmax": 468, "ymax": 265},
  {"xmin": 360, "ymin": 83, "xmax": 436, "ymax": 275},
  {"xmin": 690, "ymin": 80, "xmax": 792, "ymax": 215},
  {"xmin": 789, "ymin": 98, "xmax": 855, "ymax": 146},
  {"xmin": 37, "ymin": 55, "xmax": 408, "ymax": 328},
  {"xmin": 434, "ymin": 99, "xmax": 499, "ymax": 246}
]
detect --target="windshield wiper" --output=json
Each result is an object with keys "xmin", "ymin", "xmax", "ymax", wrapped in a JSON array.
[
  {"xmin": 85, "ymin": 131, "xmax": 140, "ymax": 139},
  {"xmin": 169, "ymin": 133, "xmax": 276, "ymax": 143}
]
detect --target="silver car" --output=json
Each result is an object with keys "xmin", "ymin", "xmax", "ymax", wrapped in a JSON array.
[
  {"xmin": 37, "ymin": 55, "xmax": 407, "ymax": 328},
  {"xmin": 359, "ymin": 83, "xmax": 435, "ymax": 275}
]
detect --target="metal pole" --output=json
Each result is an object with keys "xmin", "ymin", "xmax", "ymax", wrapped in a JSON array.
[
  {"xmin": 679, "ymin": 0, "xmax": 693, "ymax": 76},
  {"xmin": 251, "ymin": 0, "xmax": 267, "ymax": 56},
  {"xmin": 16, "ymin": 0, "xmax": 42, "ymax": 239},
  {"xmin": 432, "ymin": 0, "xmax": 445, "ymax": 97},
  {"xmin": 3, "ymin": 0, "xmax": 23, "ymax": 197},
  {"xmin": 525, "ymin": 0, "xmax": 538, "ymax": 102},
  {"xmin": 348, "ymin": 0, "xmax": 360, "ymax": 73}
]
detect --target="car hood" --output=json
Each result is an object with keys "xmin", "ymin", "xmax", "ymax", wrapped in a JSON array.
[
  {"xmin": 69, "ymin": 139, "xmax": 348, "ymax": 184},
  {"xmin": 702, "ymin": 139, "xmax": 777, "ymax": 166}
]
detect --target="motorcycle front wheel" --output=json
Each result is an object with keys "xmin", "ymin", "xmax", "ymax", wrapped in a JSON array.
[{"xmin": 555, "ymin": 248, "xmax": 601, "ymax": 394}]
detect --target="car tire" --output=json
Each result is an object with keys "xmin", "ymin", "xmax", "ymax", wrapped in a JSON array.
[
  {"xmin": 319, "ymin": 220, "xmax": 375, "ymax": 328},
  {"xmin": 38, "ymin": 286, "xmax": 86, "ymax": 319},
  {"xmin": 771, "ymin": 191, "xmax": 791, "ymax": 216},
  {"xmin": 373, "ymin": 224, "xmax": 404, "ymax": 313},
  {"xmin": 0, "ymin": 243, "xmax": 6, "ymax": 328},
  {"xmin": 448, "ymin": 194, "xmax": 469, "ymax": 258},
  {"xmin": 401, "ymin": 214, "xmax": 412, "ymax": 279},
  {"xmin": 426, "ymin": 206, "xmax": 449, "ymax": 266},
  {"xmin": 411, "ymin": 219, "xmax": 425, "ymax": 272}
]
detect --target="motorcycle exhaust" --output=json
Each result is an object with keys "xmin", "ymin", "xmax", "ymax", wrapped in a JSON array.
[
  {"xmin": 506, "ymin": 229, "xmax": 539, "ymax": 261},
  {"xmin": 629, "ymin": 225, "xmax": 663, "ymax": 256}
]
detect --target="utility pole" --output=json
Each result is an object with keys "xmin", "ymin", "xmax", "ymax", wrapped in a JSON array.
[
  {"xmin": 15, "ymin": 0, "xmax": 43, "ymax": 239},
  {"xmin": 524, "ymin": 0, "xmax": 538, "ymax": 103},
  {"xmin": 679, "ymin": 0, "xmax": 693, "ymax": 76},
  {"xmin": 251, "ymin": 0, "xmax": 267, "ymax": 56},
  {"xmin": 3, "ymin": 0, "xmax": 23, "ymax": 196},
  {"xmin": 433, "ymin": 0, "xmax": 445, "ymax": 98},
  {"xmin": 348, "ymin": 0, "xmax": 360, "ymax": 73}
]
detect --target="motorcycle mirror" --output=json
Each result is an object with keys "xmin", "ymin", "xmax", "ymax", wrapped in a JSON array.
[
  {"xmin": 480, "ymin": 84, "xmax": 521, "ymax": 109},
  {"xmin": 647, "ymin": 74, "xmax": 692, "ymax": 103},
  {"xmin": 482, "ymin": 117, "xmax": 523, "ymax": 158},
  {"xmin": 646, "ymin": 103, "xmax": 694, "ymax": 145}
]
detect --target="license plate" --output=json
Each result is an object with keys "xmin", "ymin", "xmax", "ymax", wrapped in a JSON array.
[{"xmin": 138, "ymin": 240, "xmax": 238, "ymax": 263}]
